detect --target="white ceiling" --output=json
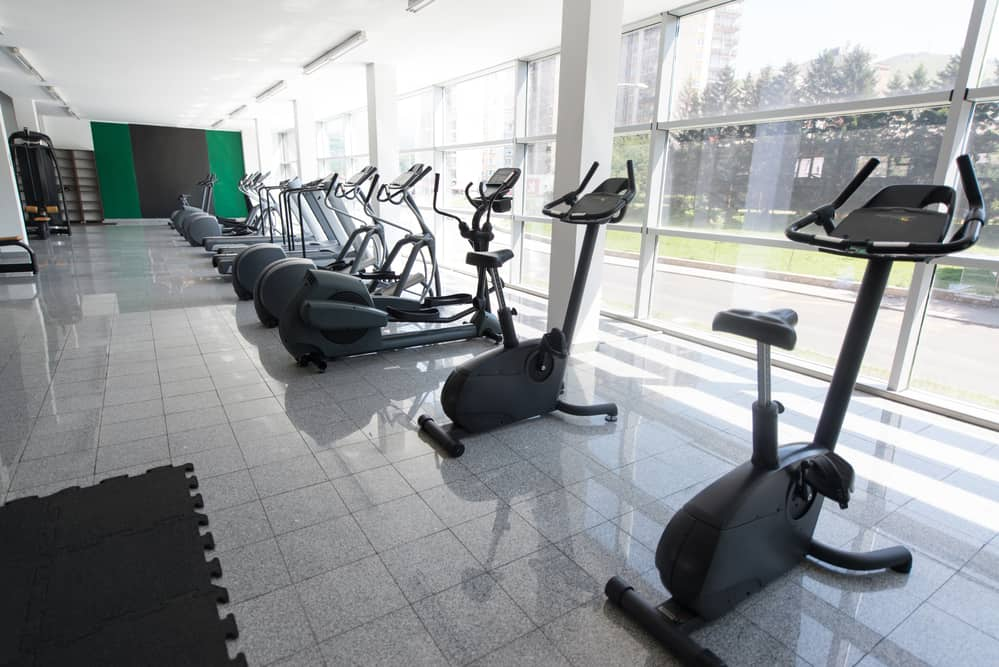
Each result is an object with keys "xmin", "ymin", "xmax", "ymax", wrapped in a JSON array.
[{"xmin": 0, "ymin": 0, "xmax": 675, "ymax": 128}]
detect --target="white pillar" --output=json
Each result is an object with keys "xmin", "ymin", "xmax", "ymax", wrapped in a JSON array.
[
  {"xmin": 366, "ymin": 63, "xmax": 399, "ymax": 216},
  {"xmin": 545, "ymin": 0, "xmax": 624, "ymax": 346},
  {"xmin": 293, "ymin": 99, "xmax": 319, "ymax": 181},
  {"xmin": 0, "ymin": 109, "xmax": 28, "ymax": 240},
  {"xmin": 11, "ymin": 98, "xmax": 41, "ymax": 133}
]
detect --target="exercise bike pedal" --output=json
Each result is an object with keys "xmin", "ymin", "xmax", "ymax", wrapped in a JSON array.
[{"xmin": 800, "ymin": 452, "xmax": 854, "ymax": 509}]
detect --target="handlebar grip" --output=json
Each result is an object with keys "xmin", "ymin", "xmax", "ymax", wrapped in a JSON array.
[
  {"xmin": 626, "ymin": 160, "xmax": 636, "ymax": 194},
  {"xmin": 832, "ymin": 158, "xmax": 879, "ymax": 209},
  {"xmin": 325, "ymin": 174, "xmax": 339, "ymax": 199},
  {"xmin": 956, "ymin": 154, "xmax": 985, "ymax": 213},
  {"xmin": 577, "ymin": 162, "xmax": 599, "ymax": 195}
]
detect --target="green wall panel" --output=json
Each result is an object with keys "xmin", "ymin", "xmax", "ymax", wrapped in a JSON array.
[
  {"xmin": 206, "ymin": 130, "xmax": 247, "ymax": 218},
  {"xmin": 90, "ymin": 122, "xmax": 141, "ymax": 218}
]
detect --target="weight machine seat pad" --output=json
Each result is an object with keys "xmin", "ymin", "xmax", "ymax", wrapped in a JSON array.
[
  {"xmin": 712, "ymin": 308, "xmax": 799, "ymax": 350},
  {"xmin": 465, "ymin": 249, "xmax": 514, "ymax": 269}
]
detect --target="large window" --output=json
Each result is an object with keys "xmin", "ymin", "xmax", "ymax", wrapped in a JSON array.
[
  {"xmin": 317, "ymin": 109, "xmax": 368, "ymax": 177},
  {"xmin": 669, "ymin": 0, "xmax": 971, "ymax": 120},
  {"xmin": 398, "ymin": 90, "xmax": 435, "ymax": 151},
  {"xmin": 527, "ymin": 55, "xmax": 560, "ymax": 136},
  {"xmin": 443, "ymin": 68, "xmax": 516, "ymax": 144},
  {"xmin": 276, "ymin": 129, "xmax": 299, "ymax": 181},
  {"xmin": 660, "ymin": 108, "xmax": 949, "ymax": 234},
  {"xmin": 616, "ymin": 24, "xmax": 661, "ymax": 126}
]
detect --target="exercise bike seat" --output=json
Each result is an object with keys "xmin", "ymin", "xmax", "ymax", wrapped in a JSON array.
[
  {"xmin": 712, "ymin": 308, "xmax": 799, "ymax": 350},
  {"xmin": 465, "ymin": 249, "xmax": 514, "ymax": 269}
]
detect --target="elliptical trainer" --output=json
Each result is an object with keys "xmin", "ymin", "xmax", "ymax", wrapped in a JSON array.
[
  {"xmin": 605, "ymin": 155, "xmax": 987, "ymax": 667},
  {"xmin": 418, "ymin": 160, "xmax": 635, "ymax": 456}
]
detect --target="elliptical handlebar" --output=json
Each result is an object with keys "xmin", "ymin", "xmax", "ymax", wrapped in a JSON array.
[
  {"xmin": 334, "ymin": 165, "xmax": 377, "ymax": 200},
  {"xmin": 786, "ymin": 154, "xmax": 986, "ymax": 256},
  {"xmin": 376, "ymin": 164, "xmax": 432, "ymax": 205},
  {"xmin": 433, "ymin": 174, "xmax": 464, "ymax": 227}
]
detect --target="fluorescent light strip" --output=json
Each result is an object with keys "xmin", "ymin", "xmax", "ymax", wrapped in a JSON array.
[
  {"xmin": 211, "ymin": 119, "xmax": 225, "ymax": 128},
  {"xmin": 255, "ymin": 80, "xmax": 286, "ymax": 103},
  {"xmin": 406, "ymin": 0, "xmax": 436, "ymax": 12},
  {"xmin": 43, "ymin": 85, "xmax": 67, "ymax": 105},
  {"xmin": 4, "ymin": 46, "xmax": 44, "ymax": 81},
  {"xmin": 229, "ymin": 104, "xmax": 247, "ymax": 118},
  {"xmin": 303, "ymin": 31, "xmax": 367, "ymax": 75}
]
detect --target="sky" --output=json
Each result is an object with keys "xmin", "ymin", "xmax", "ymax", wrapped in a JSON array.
[{"xmin": 718, "ymin": 0, "xmax": 978, "ymax": 75}]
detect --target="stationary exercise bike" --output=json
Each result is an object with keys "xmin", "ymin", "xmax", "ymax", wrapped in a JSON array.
[
  {"xmin": 418, "ymin": 161, "xmax": 634, "ymax": 456},
  {"xmin": 605, "ymin": 155, "xmax": 987, "ymax": 667}
]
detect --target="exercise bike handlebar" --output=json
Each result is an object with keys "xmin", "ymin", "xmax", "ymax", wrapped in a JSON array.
[
  {"xmin": 541, "ymin": 161, "xmax": 637, "ymax": 222},
  {"xmin": 542, "ymin": 162, "xmax": 601, "ymax": 216},
  {"xmin": 786, "ymin": 154, "xmax": 986, "ymax": 256}
]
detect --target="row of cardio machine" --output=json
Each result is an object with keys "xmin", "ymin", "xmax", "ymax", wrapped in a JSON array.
[
  {"xmin": 167, "ymin": 162, "xmax": 525, "ymax": 363},
  {"xmin": 171, "ymin": 155, "xmax": 987, "ymax": 667}
]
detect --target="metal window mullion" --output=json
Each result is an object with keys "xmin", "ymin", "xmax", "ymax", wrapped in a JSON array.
[
  {"xmin": 636, "ymin": 14, "xmax": 676, "ymax": 319},
  {"xmin": 967, "ymin": 84, "xmax": 999, "ymax": 101},
  {"xmin": 888, "ymin": 0, "xmax": 997, "ymax": 392},
  {"xmin": 658, "ymin": 92, "xmax": 952, "ymax": 131}
]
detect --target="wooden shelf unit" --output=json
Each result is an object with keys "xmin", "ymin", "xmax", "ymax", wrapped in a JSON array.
[{"xmin": 53, "ymin": 148, "xmax": 104, "ymax": 224}]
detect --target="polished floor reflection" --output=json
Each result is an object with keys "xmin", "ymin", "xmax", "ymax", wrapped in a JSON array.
[{"xmin": 1, "ymin": 222, "xmax": 997, "ymax": 666}]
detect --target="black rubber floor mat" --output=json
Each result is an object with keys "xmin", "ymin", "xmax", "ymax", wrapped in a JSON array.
[{"xmin": 0, "ymin": 464, "xmax": 245, "ymax": 667}]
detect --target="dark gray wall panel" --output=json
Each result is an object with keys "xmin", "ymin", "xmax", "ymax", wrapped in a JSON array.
[{"xmin": 129, "ymin": 124, "xmax": 209, "ymax": 218}]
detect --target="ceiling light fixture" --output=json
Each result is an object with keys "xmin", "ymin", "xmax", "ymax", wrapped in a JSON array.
[
  {"xmin": 255, "ymin": 80, "xmax": 286, "ymax": 103},
  {"xmin": 211, "ymin": 119, "xmax": 225, "ymax": 128},
  {"xmin": 303, "ymin": 31, "xmax": 367, "ymax": 75},
  {"xmin": 406, "ymin": 0, "xmax": 437, "ymax": 12},
  {"xmin": 43, "ymin": 85, "xmax": 67, "ymax": 105},
  {"xmin": 229, "ymin": 104, "xmax": 247, "ymax": 118},
  {"xmin": 68, "ymin": 108, "xmax": 80, "ymax": 120},
  {"xmin": 4, "ymin": 46, "xmax": 44, "ymax": 82}
]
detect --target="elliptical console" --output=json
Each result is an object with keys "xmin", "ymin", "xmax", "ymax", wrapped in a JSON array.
[{"xmin": 604, "ymin": 155, "xmax": 986, "ymax": 667}]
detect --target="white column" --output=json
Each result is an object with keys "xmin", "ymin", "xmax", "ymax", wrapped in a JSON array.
[
  {"xmin": 0, "ymin": 109, "xmax": 28, "ymax": 240},
  {"xmin": 11, "ymin": 97, "xmax": 40, "ymax": 133},
  {"xmin": 293, "ymin": 99, "xmax": 319, "ymax": 181},
  {"xmin": 366, "ymin": 63, "xmax": 399, "ymax": 216},
  {"xmin": 545, "ymin": 0, "xmax": 624, "ymax": 346}
]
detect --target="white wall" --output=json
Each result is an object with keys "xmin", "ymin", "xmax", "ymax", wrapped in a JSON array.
[
  {"xmin": 40, "ymin": 116, "xmax": 94, "ymax": 150},
  {"xmin": 0, "ymin": 108, "xmax": 29, "ymax": 241}
]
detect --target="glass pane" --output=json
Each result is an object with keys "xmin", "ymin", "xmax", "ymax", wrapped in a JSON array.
[
  {"xmin": 524, "ymin": 141, "xmax": 556, "ymax": 217},
  {"xmin": 318, "ymin": 157, "xmax": 347, "ymax": 178},
  {"xmin": 612, "ymin": 133, "xmax": 650, "ymax": 224},
  {"xmin": 444, "ymin": 67, "xmax": 516, "ymax": 144},
  {"xmin": 961, "ymin": 102, "xmax": 999, "ymax": 253},
  {"xmin": 348, "ymin": 110, "xmax": 369, "ymax": 156},
  {"xmin": 911, "ymin": 265, "xmax": 999, "ymax": 409},
  {"xmin": 670, "ymin": 0, "xmax": 972, "ymax": 120},
  {"xmin": 616, "ymin": 25, "xmax": 661, "ymax": 126},
  {"xmin": 317, "ymin": 116, "xmax": 347, "ymax": 159},
  {"xmin": 348, "ymin": 155, "xmax": 370, "ymax": 178},
  {"xmin": 398, "ymin": 91, "xmax": 435, "ymax": 150},
  {"xmin": 398, "ymin": 150, "xmax": 434, "ymax": 205},
  {"xmin": 601, "ymin": 229, "xmax": 639, "ymax": 315},
  {"xmin": 520, "ymin": 221, "xmax": 552, "ymax": 292},
  {"xmin": 442, "ymin": 145, "xmax": 514, "ymax": 210},
  {"xmin": 650, "ymin": 237, "xmax": 912, "ymax": 380},
  {"xmin": 660, "ymin": 107, "xmax": 950, "ymax": 234},
  {"xmin": 527, "ymin": 55, "xmax": 560, "ymax": 136}
]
